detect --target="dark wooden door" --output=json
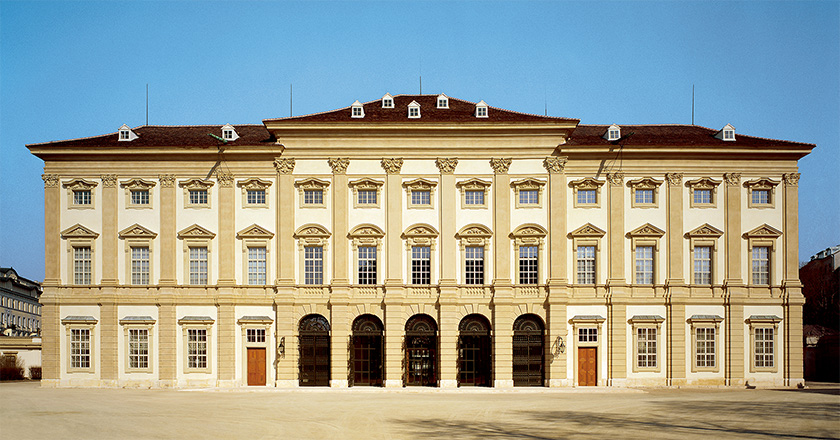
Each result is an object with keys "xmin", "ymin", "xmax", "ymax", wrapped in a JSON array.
[
  {"xmin": 578, "ymin": 347, "xmax": 597, "ymax": 386},
  {"xmin": 458, "ymin": 335, "xmax": 491, "ymax": 386},
  {"xmin": 513, "ymin": 332, "xmax": 544, "ymax": 386},
  {"xmin": 406, "ymin": 335, "xmax": 437, "ymax": 386},
  {"xmin": 299, "ymin": 334, "xmax": 330, "ymax": 386},
  {"xmin": 247, "ymin": 347, "xmax": 266, "ymax": 386},
  {"xmin": 352, "ymin": 335, "xmax": 383, "ymax": 386}
]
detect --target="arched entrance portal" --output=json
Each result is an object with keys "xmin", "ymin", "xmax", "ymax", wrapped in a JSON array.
[
  {"xmin": 458, "ymin": 314, "xmax": 492, "ymax": 387},
  {"xmin": 405, "ymin": 314, "xmax": 437, "ymax": 387},
  {"xmin": 512, "ymin": 314, "xmax": 545, "ymax": 387},
  {"xmin": 298, "ymin": 314, "xmax": 330, "ymax": 386},
  {"xmin": 351, "ymin": 314, "xmax": 384, "ymax": 386}
]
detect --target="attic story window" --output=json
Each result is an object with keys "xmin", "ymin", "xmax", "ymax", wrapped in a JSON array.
[
  {"xmin": 383, "ymin": 98, "xmax": 393, "ymax": 108},
  {"xmin": 723, "ymin": 129, "xmax": 735, "ymax": 140},
  {"xmin": 409, "ymin": 107, "xmax": 420, "ymax": 118},
  {"xmin": 352, "ymin": 107, "xmax": 363, "ymax": 117},
  {"xmin": 222, "ymin": 129, "xmax": 234, "ymax": 140},
  {"xmin": 120, "ymin": 130, "xmax": 130, "ymax": 140},
  {"xmin": 609, "ymin": 129, "xmax": 620, "ymax": 140},
  {"xmin": 438, "ymin": 98, "xmax": 448, "ymax": 108},
  {"xmin": 476, "ymin": 107, "xmax": 487, "ymax": 117}
]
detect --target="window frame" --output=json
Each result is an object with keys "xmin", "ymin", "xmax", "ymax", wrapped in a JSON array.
[
  {"xmin": 569, "ymin": 223, "xmax": 606, "ymax": 286},
  {"xmin": 237, "ymin": 224, "xmax": 274, "ymax": 286},
  {"xmin": 121, "ymin": 178, "xmax": 156, "ymax": 209},
  {"xmin": 511, "ymin": 178, "xmax": 546, "ymax": 209},
  {"xmin": 744, "ymin": 178, "xmax": 779, "ymax": 209},
  {"xmin": 688, "ymin": 315, "xmax": 722, "ymax": 373},
  {"xmin": 348, "ymin": 224, "xmax": 384, "ymax": 286},
  {"xmin": 63, "ymin": 178, "xmax": 98, "ymax": 210},
  {"xmin": 120, "ymin": 316, "xmax": 155, "ymax": 373},
  {"xmin": 628, "ymin": 177, "xmax": 663, "ymax": 209},
  {"xmin": 456, "ymin": 178, "xmax": 491, "ymax": 209},
  {"xmin": 747, "ymin": 315, "xmax": 781, "ymax": 373},
  {"xmin": 403, "ymin": 224, "xmax": 438, "ymax": 286},
  {"xmin": 456, "ymin": 224, "xmax": 492, "ymax": 286},
  {"xmin": 629, "ymin": 315, "xmax": 664, "ymax": 373},
  {"xmin": 628, "ymin": 223, "xmax": 665, "ymax": 286},
  {"xmin": 511, "ymin": 224, "xmax": 546, "ymax": 286},
  {"xmin": 570, "ymin": 178, "xmax": 605, "ymax": 209},
  {"xmin": 350, "ymin": 178, "xmax": 384, "ymax": 209},
  {"xmin": 179, "ymin": 317, "xmax": 214, "ymax": 373},
  {"xmin": 686, "ymin": 177, "xmax": 721, "ymax": 209},
  {"xmin": 179, "ymin": 178, "xmax": 214, "ymax": 209},
  {"xmin": 295, "ymin": 178, "xmax": 330, "ymax": 209},
  {"xmin": 744, "ymin": 224, "xmax": 782, "ymax": 287},
  {"xmin": 403, "ymin": 178, "xmax": 437, "ymax": 209},
  {"xmin": 62, "ymin": 316, "xmax": 98, "ymax": 373},
  {"xmin": 294, "ymin": 224, "xmax": 331, "ymax": 286},
  {"xmin": 237, "ymin": 178, "xmax": 272, "ymax": 209}
]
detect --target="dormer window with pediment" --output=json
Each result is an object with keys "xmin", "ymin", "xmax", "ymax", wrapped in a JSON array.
[
  {"xmin": 295, "ymin": 178, "xmax": 330, "ymax": 208},
  {"xmin": 745, "ymin": 177, "xmax": 779, "ymax": 208},
  {"xmin": 118, "ymin": 124, "xmax": 138, "ymax": 142},
  {"xmin": 351, "ymin": 100, "xmax": 365, "ymax": 118},
  {"xmin": 570, "ymin": 177, "xmax": 605, "ymax": 208},
  {"xmin": 715, "ymin": 124, "xmax": 736, "ymax": 141},
  {"xmin": 437, "ymin": 94, "xmax": 449, "ymax": 109},
  {"xmin": 404, "ymin": 178, "xmax": 437, "ymax": 208},
  {"xmin": 456, "ymin": 178, "xmax": 491, "ymax": 209},
  {"xmin": 407, "ymin": 101, "xmax": 421, "ymax": 118},
  {"xmin": 686, "ymin": 177, "xmax": 721, "ymax": 208},
  {"xmin": 221, "ymin": 124, "xmax": 239, "ymax": 141},
  {"xmin": 628, "ymin": 177, "xmax": 664, "ymax": 208},
  {"xmin": 475, "ymin": 100, "xmax": 488, "ymax": 118},
  {"xmin": 381, "ymin": 93, "xmax": 394, "ymax": 108},
  {"xmin": 605, "ymin": 124, "xmax": 621, "ymax": 141}
]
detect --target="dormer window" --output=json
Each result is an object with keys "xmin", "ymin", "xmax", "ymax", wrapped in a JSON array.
[
  {"xmin": 605, "ymin": 124, "xmax": 621, "ymax": 141},
  {"xmin": 382, "ymin": 93, "xmax": 394, "ymax": 108},
  {"xmin": 715, "ymin": 124, "xmax": 736, "ymax": 141},
  {"xmin": 351, "ymin": 100, "xmax": 365, "ymax": 118},
  {"xmin": 118, "ymin": 124, "xmax": 137, "ymax": 142},
  {"xmin": 220, "ymin": 124, "xmax": 239, "ymax": 141},
  {"xmin": 408, "ymin": 101, "xmax": 421, "ymax": 119},
  {"xmin": 475, "ymin": 100, "xmax": 488, "ymax": 118},
  {"xmin": 437, "ymin": 94, "xmax": 449, "ymax": 109}
]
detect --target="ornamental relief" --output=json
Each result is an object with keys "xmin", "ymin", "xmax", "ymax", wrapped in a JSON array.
[
  {"xmin": 215, "ymin": 171, "xmax": 234, "ymax": 187},
  {"xmin": 178, "ymin": 178, "xmax": 214, "ymax": 189},
  {"xmin": 273, "ymin": 157, "xmax": 296, "ymax": 174},
  {"xmin": 402, "ymin": 224, "xmax": 439, "ymax": 250},
  {"xmin": 60, "ymin": 224, "xmax": 99, "ymax": 239},
  {"xmin": 743, "ymin": 177, "xmax": 780, "ymax": 190},
  {"xmin": 455, "ymin": 224, "xmax": 492, "ymax": 248},
  {"xmin": 237, "ymin": 177, "xmax": 272, "ymax": 191},
  {"xmin": 381, "ymin": 158, "xmax": 404, "ymax": 174},
  {"xmin": 685, "ymin": 177, "xmax": 721, "ymax": 189},
  {"xmin": 294, "ymin": 177, "xmax": 330, "ymax": 191},
  {"xmin": 490, "ymin": 158, "xmax": 512, "ymax": 174},
  {"xmin": 743, "ymin": 224, "xmax": 782, "ymax": 238},
  {"xmin": 723, "ymin": 173, "xmax": 741, "ymax": 186},
  {"xmin": 685, "ymin": 223, "xmax": 723, "ymax": 238},
  {"xmin": 118, "ymin": 223, "xmax": 158, "ymax": 239},
  {"xmin": 402, "ymin": 178, "xmax": 438, "ymax": 191},
  {"xmin": 158, "ymin": 174, "xmax": 176, "ymax": 188},
  {"xmin": 569, "ymin": 223, "xmax": 606, "ymax": 237},
  {"xmin": 63, "ymin": 178, "xmax": 98, "ymax": 190},
  {"xmin": 435, "ymin": 158, "xmax": 458, "ymax": 174},
  {"xmin": 42, "ymin": 174, "xmax": 60, "ymax": 188},
  {"xmin": 328, "ymin": 158, "xmax": 350, "ymax": 175},
  {"xmin": 542, "ymin": 156, "xmax": 568, "ymax": 174},
  {"xmin": 236, "ymin": 224, "xmax": 274, "ymax": 239},
  {"xmin": 349, "ymin": 178, "xmax": 384, "ymax": 191},
  {"xmin": 569, "ymin": 177, "xmax": 605, "ymax": 190},
  {"xmin": 510, "ymin": 178, "xmax": 546, "ymax": 191},
  {"xmin": 606, "ymin": 172, "xmax": 624, "ymax": 186},
  {"xmin": 101, "ymin": 174, "xmax": 118, "ymax": 188},
  {"xmin": 664, "ymin": 173, "xmax": 683, "ymax": 187},
  {"xmin": 783, "ymin": 173, "xmax": 800, "ymax": 186},
  {"xmin": 511, "ymin": 223, "xmax": 548, "ymax": 239},
  {"xmin": 455, "ymin": 178, "xmax": 491, "ymax": 191},
  {"xmin": 177, "ymin": 224, "xmax": 216, "ymax": 239},
  {"xmin": 120, "ymin": 178, "xmax": 157, "ymax": 190},
  {"xmin": 627, "ymin": 177, "xmax": 664, "ymax": 189},
  {"xmin": 294, "ymin": 224, "xmax": 331, "ymax": 249},
  {"xmin": 627, "ymin": 223, "xmax": 665, "ymax": 237}
]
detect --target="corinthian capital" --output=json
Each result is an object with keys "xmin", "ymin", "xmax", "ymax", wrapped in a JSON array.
[
  {"xmin": 328, "ymin": 158, "xmax": 350, "ymax": 175},
  {"xmin": 435, "ymin": 158, "xmax": 458, "ymax": 174},
  {"xmin": 606, "ymin": 172, "xmax": 624, "ymax": 186},
  {"xmin": 42, "ymin": 174, "xmax": 60, "ymax": 188},
  {"xmin": 490, "ymin": 158, "xmax": 512, "ymax": 174},
  {"xmin": 101, "ymin": 174, "xmax": 118, "ymax": 188},
  {"xmin": 665, "ymin": 173, "xmax": 683, "ymax": 187},
  {"xmin": 381, "ymin": 158, "xmax": 404, "ymax": 174},
  {"xmin": 543, "ymin": 156, "xmax": 568, "ymax": 174},
  {"xmin": 783, "ymin": 173, "xmax": 800, "ymax": 186},
  {"xmin": 723, "ymin": 173, "xmax": 741, "ymax": 186},
  {"xmin": 274, "ymin": 157, "xmax": 295, "ymax": 174}
]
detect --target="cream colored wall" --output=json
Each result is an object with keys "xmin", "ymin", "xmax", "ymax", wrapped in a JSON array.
[
  {"xmin": 175, "ymin": 306, "xmax": 217, "ymax": 385},
  {"xmin": 235, "ymin": 177, "xmax": 276, "ymax": 285},
  {"xmin": 454, "ymin": 159, "xmax": 492, "ymax": 176},
  {"xmin": 623, "ymin": 181, "xmax": 668, "ymax": 284},
  {"xmin": 401, "ymin": 174, "xmax": 440, "ymax": 284},
  {"xmin": 117, "ymin": 305, "xmax": 159, "ymax": 383},
  {"xmin": 566, "ymin": 181, "xmax": 609, "ymax": 284},
  {"xmin": 293, "ymin": 161, "xmax": 333, "ymax": 285},
  {"xmin": 61, "ymin": 180, "xmax": 104, "ymax": 285},
  {"xmin": 682, "ymin": 177, "xmax": 726, "ymax": 284},
  {"xmin": 740, "ymin": 175, "xmax": 785, "ymax": 286},
  {"xmin": 684, "ymin": 305, "xmax": 726, "ymax": 382},
  {"xmin": 117, "ymin": 180, "xmax": 161, "ymax": 285},
  {"xmin": 175, "ymin": 179, "xmax": 220, "ymax": 285},
  {"xmin": 743, "ymin": 305, "xmax": 785, "ymax": 385},
  {"xmin": 58, "ymin": 305, "xmax": 100, "ymax": 385},
  {"xmin": 625, "ymin": 305, "xmax": 668, "ymax": 382}
]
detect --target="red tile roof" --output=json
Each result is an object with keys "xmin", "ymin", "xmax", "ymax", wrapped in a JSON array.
[
  {"xmin": 566, "ymin": 124, "xmax": 814, "ymax": 149},
  {"xmin": 27, "ymin": 125, "xmax": 274, "ymax": 149},
  {"xmin": 263, "ymin": 94, "xmax": 579, "ymax": 124}
]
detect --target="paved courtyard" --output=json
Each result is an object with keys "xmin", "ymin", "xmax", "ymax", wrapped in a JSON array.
[{"xmin": 1, "ymin": 381, "xmax": 838, "ymax": 440}]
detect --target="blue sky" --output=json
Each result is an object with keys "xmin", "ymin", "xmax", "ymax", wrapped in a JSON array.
[{"xmin": 1, "ymin": 1, "xmax": 838, "ymax": 281}]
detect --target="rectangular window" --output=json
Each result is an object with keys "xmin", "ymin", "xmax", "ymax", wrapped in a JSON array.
[
  {"xmin": 120, "ymin": 130, "xmax": 130, "ymax": 140},
  {"xmin": 73, "ymin": 246, "xmax": 92, "ymax": 285},
  {"xmin": 304, "ymin": 246, "xmax": 323, "ymax": 285},
  {"xmin": 693, "ymin": 246, "xmax": 712, "ymax": 285},
  {"xmin": 577, "ymin": 245, "xmax": 596, "ymax": 284},
  {"xmin": 577, "ymin": 189, "xmax": 597, "ymax": 205},
  {"xmin": 635, "ymin": 189, "xmax": 654, "ymax": 204},
  {"xmin": 755, "ymin": 327, "xmax": 774, "ymax": 368},
  {"xmin": 693, "ymin": 189, "xmax": 711, "ymax": 205},
  {"xmin": 723, "ymin": 130, "xmax": 735, "ymax": 140},
  {"xmin": 131, "ymin": 190, "xmax": 150, "ymax": 205},
  {"xmin": 246, "ymin": 328, "xmax": 266, "ymax": 343},
  {"xmin": 357, "ymin": 246, "xmax": 377, "ymax": 285},
  {"xmin": 578, "ymin": 327, "xmax": 598, "ymax": 343},
  {"xmin": 128, "ymin": 328, "xmax": 149, "ymax": 369},
  {"xmin": 189, "ymin": 247, "xmax": 208, "ymax": 285},
  {"xmin": 476, "ymin": 107, "xmax": 487, "ymax": 117},
  {"xmin": 187, "ymin": 329, "xmax": 208, "ymax": 369},
  {"xmin": 73, "ymin": 190, "xmax": 92, "ymax": 205},
  {"xmin": 465, "ymin": 190, "xmax": 484, "ymax": 205},
  {"xmin": 518, "ymin": 245, "xmax": 538, "ymax": 285},
  {"xmin": 519, "ymin": 189, "xmax": 539, "ymax": 205},
  {"xmin": 358, "ymin": 189, "xmax": 377, "ymax": 205},
  {"xmin": 352, "ymin": 107, "xmax": 363, "ymax": 117},
  {"xmin": 409, "ymin": 107, "xmax": 420, "ymax": 118},
  {"xmin": 751, "ymin": 189, "xmax": 769, "ymax": 205},
  {"xmin": 131, "ymin": 246, "xmax": 150, "ymax": 285},
  {"xmin": 609, "ymin": 129, "xmax": 620, "ymax": 139},
  {"xmin": 223, "ymin": 129, "xmax": 234, "ymax": 139},
  {"xmin": 304, "ymin": 189, "xmax": 323, "ymax": 205},
  {"xmin": 411, "ymin": 190, "xmax": 430, "ymax": 206},
  {"xmin": 189, "ymin": 189, "xmax": 208, "ymax": 205},
  {"xmin": 696, "ymin": 327, "xmax": 715, "ymax": 368},
  {"xmin": 465, "ymin": 246, "xmax": 484, "ymax": 285},
  {"xmin": 246, "ymin": 190, "xmax": 266, "ymax": 205},
  {"xmin": 752, "ymin": 246, "xmax": 770, "ymax": 285},
  {"xmin": 70, "ymin": 328, "xmax": 91, "ymax": 369},
  {"xmin": 637, "ymin": 328, "xmax": 657, "ymax": 368},
  {"xmin": 247, "ymin": 247, "xmax": 267, "ymax": 285},
  {"xmin": 635, "ymin": 246, "xmax": 654, "ymax": 284},
  {"xmin": 411, "ymin": 246, "xmax": 431, "ymax": 285},
  {"xmin": 438, "ymin": 98, "xmax": 447, "ymax": 107}
]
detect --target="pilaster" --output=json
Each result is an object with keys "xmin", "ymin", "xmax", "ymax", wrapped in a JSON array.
[
  {"xmin": 39, "ymin": 292, "xmax": 60, "ymax": 384},
  {"xmin": 42, "ymin": 174, "xmax": 61, "ymax": 286},
  {"xmin": 274, "ymin": 299, "xmax": 296, "ymax": 386},
  {"xmin": 329, "ymin": 158, "xmax": 350, "ymax": 285},
  {"xmin": 101, "ymin": 174, "xmax": 118, "ymax": 285},
  {"xmin": 157, "ymin": 296, "xmax": 177, "ymax": 387},
  {"xmin": 158, "ymin": 175, "xmax": 177, "ymax": 285},
  {"xmin": 382, "ymin": 158, "xmax": 404, "ymax": 284},
  {"xmin": 274, "ymin": 158, "xmax": 296, "ymax": 286},
  {"xmin": 216, "ymin": 299, "xmax": 236, "ymax": 385},
  {"xmin": 329, "ymin": 299, "xmax": 350, "ymax": 387},
  {"xmin": 667, "ymin": 296, "xmax": 687, "ymax": 386},
  {"xmin": 493, "ymin": 300, "xmax": 514, "ymax": 387},
  {"xmin": 544, "ymin": 157, "xmax": 568, "ymax": 285},
  {"xmin": 438, "ymin": 297, "xmax": 458, "ymax": 388},
  {"xmin": 437, "ymin": 158, "xmax": 458, "ymax": 284},
  {"xmin": 490, "ymin": 158, "xmax": 512, "ymax": 285},
  {"xmin": 665, "ymin": 173, "xmax": 684, "ymax": 284},
  {"xmin": 99, "ymin": 297, "xmax": 118, "ymax": 385},
  {"xmin": 546, "ymin": 301, "xmax": 568, "ymax": 386},
  {"xmin": 608, "ymin": 292, "xmax": 627, "ymax": 385},
  {"xmin": 725, "ymin": 291, "xmax": 746, "ymax": 386},
  {"xmin": 606, "ymin": 173, "xmax": 625, "ymax": 286},
  {"xmin": 217, "ymin": 171, "xmax": 236, "ymax": 286},
  {"xmin": 383, "ymin": 300, "xmax": 404, "ymax": 387},
  {"xmin": 782, "ymin": 172, "xmax": 804, "ymax": 386},
  {"xmin": 723, "ymin": 173, "xmax": 743, "ymax": 285}
]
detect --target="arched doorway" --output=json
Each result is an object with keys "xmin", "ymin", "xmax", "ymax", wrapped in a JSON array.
[
  {"xmin": 458, "ymin": 314, "xmax": 492, "ymax": 387},
  {"xmin": 405, "ymin": 314, "xmax": 437, "ymax": 387},
  {"xmin": 351, "ymin": 314, "xmax": 384, "ymax": 386},
  {"xmin": 298, "ymin": 314, "xmax": 330, "ymax": 386},
  {"xmin": 513, "ymin": 314, "xmax": 545, "ymax": 387}
]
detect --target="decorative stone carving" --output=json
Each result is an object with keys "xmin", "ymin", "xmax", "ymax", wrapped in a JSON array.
[
  {"xmin": 328, "ymin": 158, "xmax": 350, "ymax": 175},
  {"xmin": 490, "ymin": 158, "xmax": 512, "ymax": 174},
  {"xmin": 401, "ymin": 223, "xmax": 439, "ymax": 250},
  {"xmin": 177, "ymin": 224, "xmax": 216, "ymax": 239},
  {"xmin": 569, "ymin": 223, "xmax": 606, "ymax": 237},
  {"xmin": 216, "ymin": 171, "xmax": 234, "ymax": 187},
  {"xmin": 60, "ymin": 224, "xmax": 99, "ymax": 239},
  {"xmin": 628, "ymin": 223, "xmax": 666, "ymax": 237},
  {"xmin": 606, "ymin": 172, "xmax": 624, "ymax": 186},
  {"xmin": 293, "ymin": 224, "xmax": 331, "ymax": 249},
  {"xmin": 665, "ymin": 173, "xmax": 683, "ymax": 187},
  {"xmin": 348, "ymin": 224, "xmax": 385, "ymax": 248},
  {"xmin": 782, "ymin": 173, "xmax": 800, "ymax": 186},
  {"xmin": 237, "ymin": 224, "xmax": 274, "ymax": 239},
  {"xmin": 120, "ymin": 178, "xmax": 156, "ymax": 190},
  {"xmin": 62, "ymin": 178, "xmax": 98, "ymax": 190},
  {"xmin": 273, "ymin": 157, "xmax": 295, "ymax": 174},
  {"xmin": 510, "ymin": 224, "xmax": 547, "ymax": 248},
  {"xmin": 685, "ymin": 223, "xmax": 724, "ymax": 238},
  {"xmin": 237, "ymin": 177, "xmax": 272, "ymax": 190},
  {"xmin": 178, "ymin": 178, "xmax": 214, "ymax": 189},
  {"xmin": 685, "ymin": 177, "xmax": 721, "ymax": 190},
  {"xmin": 118, "ymin": 224, "xmax": 158, "ymax": 239},
  {"xmin": 543, "ymin": 156, "xmax": 568, "ymax": 174},
  {"xmin": 455, "ymin": 224, "xmax": 493, "ymax": 248},
  {"xmin": 42, "ymin": 174, "xmax": 60, "ymax": 188},
  {"xmin": 743, "ymin": 177, "xmax": 780, "ymax": 189},
  {"xmin": 158, "ymin": 174, "xmax": 176, "ymax": 188},
  {"xmin": 569, "ymin": 177, "xmax": 605, "ymax": 190},
  {"xmin": 723, "ymin": 173, "xmax": 741, "ymax": 186},
  {"xmin": 627, "ymin": 177, "xmax": 664, "ymax": 189},
  {"xmin": 101, "ymin": 174, "xmax": 118, "ymax": 188},
  {"xmin": 381, "ymin": 158, "xmax": 404, "ymax": 174},
  {"xmin": 743, "ymin": 224, "xmax": 783, "ymax": 238},
  {"xmin": 402, "ymin": 178, "xmax": 438, "ymax": 191},
  {"xmin": 435, "ymin": 158, "xmax": 458, "ymax": 174}
]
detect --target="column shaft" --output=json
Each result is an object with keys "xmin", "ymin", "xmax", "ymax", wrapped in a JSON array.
[
  {"xmin": 101, "ymin": 175, "xmax": 118, "ymax": 284},
  {"xmin": 158, "ymin": 300, "xmax": 177, "ymax": 386},
  {"xmin": 159, "ymin": 176, "xmax": 177, "ymax": 285},
  {"xmin": 100, "ymin": 300, "xmax": 118, "ymax": 384}
]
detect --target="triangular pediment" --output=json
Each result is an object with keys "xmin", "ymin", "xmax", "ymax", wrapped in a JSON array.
[
  {"xmin": 177, "ymin": 224, "xmax": 216, "ymax": 239},
  {"xmin": 237, "ymin": 224, "xmax": 274, "ymax": 239},
  {"xmin": 348, "ymin": 224, "xmax": 385, "ymax": 238},
  {"xmin": 402, "ymin": 223, "xmax": 439, "ymax": 238},
  {"xmin": 119, "ymin": 223, "xmax": 158, "ymax": 239},
  {"xmin": 569, "ymin": 223, "xmax": 606, "ymax": 238},
  {"xmin": 456, "ymin": 223, "xmax": 493, "ymax": 238},
  {"xmin": 60, "ymin": 224, "xmax": 99, "ymax": 239},
  {"xmin": 628, "ymin": 223, "xmax": 665, "ymax": 237},
  {"xmin": 744, "ymin": 224, "xmax": 782, "ymax": 238},
  {"xmin": 686, "ymin": 223, "xmax": 723, "ymax": 238},
  {"xmin": 294, "ymin": 224, "xmax": 331, "ymax": 238}
]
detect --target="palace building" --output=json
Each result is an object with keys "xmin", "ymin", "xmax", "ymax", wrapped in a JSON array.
[{"xmin": 28, "ymin": 93, "xmax": 813, "ymax": 388}]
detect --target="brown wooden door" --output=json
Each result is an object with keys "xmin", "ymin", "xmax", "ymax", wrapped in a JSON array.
[
  {"xmin": 578, "ymin": 347, "xmax": 597, "ymax": 386},
  {"xmin": 247, "ymin": 347, "xmax": 266, "ymax": 386}
]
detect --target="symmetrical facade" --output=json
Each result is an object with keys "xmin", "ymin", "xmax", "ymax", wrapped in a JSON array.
[{"xmin": 29, "ymin": 94, "xmax": 813, "ymax": 388}]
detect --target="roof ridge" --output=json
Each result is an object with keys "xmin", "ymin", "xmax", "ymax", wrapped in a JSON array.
[{"xmin": 575, "ymin": 124, "xmax": 814, "ymax": 145}]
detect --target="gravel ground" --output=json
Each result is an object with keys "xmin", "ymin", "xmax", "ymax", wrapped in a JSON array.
[{"xmin": 1, "ymin": 381, "xmax": 838, "ymax": 440}]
